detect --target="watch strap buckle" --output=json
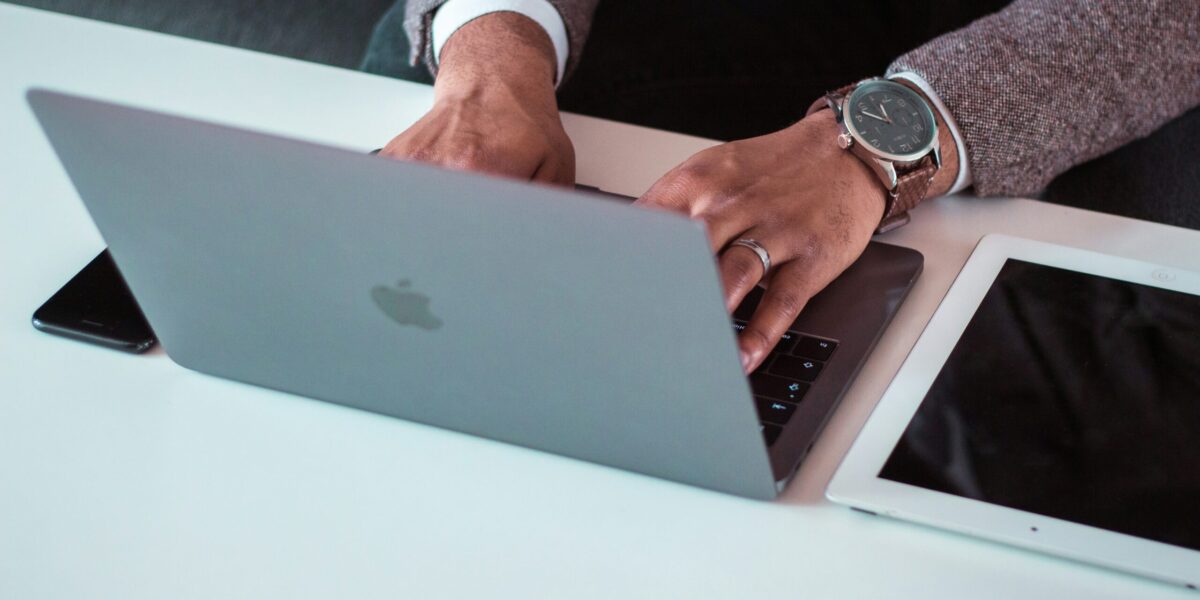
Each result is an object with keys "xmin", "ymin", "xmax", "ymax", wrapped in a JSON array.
[{"xmin": 874, "ymin": 211, "xmax": 911, "ymax": 235}]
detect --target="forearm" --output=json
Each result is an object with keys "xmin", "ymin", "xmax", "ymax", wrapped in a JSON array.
[
  {"xmin": 402, "ymin": 0, "xmax": 600, "ymax": 81},
  {"xmin": 435, "ymin": 12, "xmax": 557, "ymax": 103},
  {"xmin": 889, "ymin": 0, "xmax": 1200, "ymax": 197}
]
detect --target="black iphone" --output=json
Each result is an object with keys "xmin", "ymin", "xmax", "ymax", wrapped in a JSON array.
[{"xmin": 32, "ymin": 250, "xmax": 157, "ymax": 353}]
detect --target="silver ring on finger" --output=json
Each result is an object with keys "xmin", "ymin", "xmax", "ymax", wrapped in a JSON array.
[{"xmin": 730, "ymin": 238, "xmax": 771, "ymax": 279}]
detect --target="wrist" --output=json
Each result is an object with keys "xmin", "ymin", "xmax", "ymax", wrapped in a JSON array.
[
  {"xmin": 435, "ymin": 12, "xmax": 557, "ymax": 106},
  {"xmin": 792, "ymin": 110, "xmax": 888, "ymax": 223}
]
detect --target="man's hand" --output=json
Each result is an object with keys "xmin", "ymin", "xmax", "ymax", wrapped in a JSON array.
[
  {"xmin": 380, "ymin": 12, "xmax": 574, "ymax": 185},
  {"xmin": 636, "ymin": 108, "xmax": 955, "ymax": 373}
]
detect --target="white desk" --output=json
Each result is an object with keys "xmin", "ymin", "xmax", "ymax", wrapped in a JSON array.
[{"xmin": 2, "ymin": 4, "xmax": 1198, "ymax": 599}]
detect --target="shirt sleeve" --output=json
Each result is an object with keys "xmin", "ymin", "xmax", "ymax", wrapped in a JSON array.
[
  {"xmin": 888, "ymin": 71, "xmax": 973, "ymax": 195},
  {"xmin": 430, "ymin": 0, "xmax": 570, "ymax": 86}
]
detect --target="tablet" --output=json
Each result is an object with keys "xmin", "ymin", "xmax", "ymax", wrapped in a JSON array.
[{"xmin": 828, "ymin": 234, "xmax": 1200, "ymax": 588}]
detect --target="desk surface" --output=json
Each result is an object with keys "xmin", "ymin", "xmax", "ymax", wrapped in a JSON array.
[{"xmin": 2, "ymin": 4, "xmax": 1198, "ymax": 599}]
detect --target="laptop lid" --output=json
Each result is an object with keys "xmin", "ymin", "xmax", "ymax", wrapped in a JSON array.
[{"xmin": 28, "ymin": 89, "xmax": 779, "ymax": 499}]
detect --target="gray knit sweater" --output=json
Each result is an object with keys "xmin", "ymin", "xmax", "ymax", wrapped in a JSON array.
[{"xmin": 404, "ymin": 0, "xmax": 1200, "ymax": 197}]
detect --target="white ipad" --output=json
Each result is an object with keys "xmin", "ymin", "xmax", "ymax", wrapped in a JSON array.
[{"xmin": 828, "ymin": 234, "xmax": 1200, "ymax": 589}]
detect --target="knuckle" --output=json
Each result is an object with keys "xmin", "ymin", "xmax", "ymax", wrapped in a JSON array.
[
  {"xmin": 382, "ymin": 140, "xmax": 421, "ymax": 161},
  {"xmin": 716, "ymin": 151, "xmax": 740, "ymax": 173},
  {"xmin": 673, "ymin": 162, "xmax": 711, "ymax": 187},
  {"xmin": 408, "ymin": 146, "xmax": 436, "ymax": 163},
  {"xmin": 693, "ymin": 187, "xmax": 749, "ymax": 221},
  {"xmin": 703, "ymin": 189, "xmax": 740, "ymax": 213},
  {"xmin": 445, "ymin": 145, "xmax": 488, "ymax": 170}
]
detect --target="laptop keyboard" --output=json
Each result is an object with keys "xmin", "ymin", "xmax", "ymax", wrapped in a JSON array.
[{"xmin": 732, "ymin": 320, "xmax": 838, "ymax": 447}]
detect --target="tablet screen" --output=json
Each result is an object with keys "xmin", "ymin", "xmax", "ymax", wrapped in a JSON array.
[{"xmin": 880, "ymin": 259, "xmax": 1200, "ymax": 551}]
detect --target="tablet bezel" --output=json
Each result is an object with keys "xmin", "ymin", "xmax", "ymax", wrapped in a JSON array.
[{"xmin": 827, "ymin": 233, "xmax": 1200, "ymax": 589}]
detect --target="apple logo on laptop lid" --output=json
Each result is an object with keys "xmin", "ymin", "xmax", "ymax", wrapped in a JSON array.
[{"xmin": 371, "ymin": 280, "xmax": 443, "ymax": 331}]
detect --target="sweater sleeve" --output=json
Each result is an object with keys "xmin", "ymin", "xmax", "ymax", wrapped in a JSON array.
[
  {"xmin": 402, "ymin": 0, "xmax": 600, "ymax": 82},
  {"xmin": 888, "ymin": 0, "xmax": 1200, "ymax": 197}
]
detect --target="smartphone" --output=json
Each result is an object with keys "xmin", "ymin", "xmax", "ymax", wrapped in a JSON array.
[{"xmin": 32, "ymin": 250, "xmax": 157, "ymax": 353}]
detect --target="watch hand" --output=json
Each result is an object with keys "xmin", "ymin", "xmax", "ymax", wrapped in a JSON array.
[
  {"xmin": 878, "ymin": 103, "xmax": 893, "ymax": 124},
  {"xmin": 861, "ymin": 109, "xmax": 888, "ymax": 123}
]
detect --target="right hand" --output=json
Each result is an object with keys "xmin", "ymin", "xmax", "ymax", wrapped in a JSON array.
[{"xmin": 380, "ymin": 12, "xmax": 574, "ymax": 186}]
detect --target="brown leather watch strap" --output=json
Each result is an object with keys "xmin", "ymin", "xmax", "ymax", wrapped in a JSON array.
[
  {"xmin": 806, "ymin": 84, "xmax": 855, "ymax": 118},
  {"xmin": 889, "ymin": 154, "xmax": 937, "ymax": 219}
]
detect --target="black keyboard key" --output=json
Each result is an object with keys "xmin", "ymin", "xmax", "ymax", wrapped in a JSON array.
[
  {"xmin": 756, "ymin": 397, "xmax": 797, "ymax": 425},
  {"xmin": 793, "ymin": 336, "xmax": 837, "ymax": 361},
  {"xmin": 775, "ymin": 330, "xmax": 799, "ymax": 355},
  {"xmin": 769, "ymin": 355, "xmax": 824, "ymax": 382},
  {"xmin": 750, "ymin": 373, "xmax": 809, "ymax": 402},
  {"xmin": 761, "ymin": 423, "xmax": 782, "ymax": 446},
  {"xmin": 732, "ymin": 320, "xmax": 800, "ymax": 355}
]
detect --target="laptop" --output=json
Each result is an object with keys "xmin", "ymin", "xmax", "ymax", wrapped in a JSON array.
[{"xmin": 27, "ymin": 88, "xmax": 922, "ymax": 500}]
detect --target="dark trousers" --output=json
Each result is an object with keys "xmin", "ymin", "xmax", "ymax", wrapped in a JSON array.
[{"xmin": 361, "ymin": 0, "xmax": 1200, "ymax": 230}]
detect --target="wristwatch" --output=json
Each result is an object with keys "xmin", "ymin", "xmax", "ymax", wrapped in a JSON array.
[{"xmin": 807, "ymin": 77, "xmax": 941, "ymax": 234}]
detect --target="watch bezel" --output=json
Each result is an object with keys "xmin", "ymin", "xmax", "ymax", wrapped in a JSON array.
[{"xmin": 842, "ymin": 79, "xmax": 939, "ymax": 165}]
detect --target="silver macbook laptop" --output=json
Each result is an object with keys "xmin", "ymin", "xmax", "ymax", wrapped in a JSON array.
[{"xmin": 28, "ymin": 89, "xmax": 922, "ymax": 499}]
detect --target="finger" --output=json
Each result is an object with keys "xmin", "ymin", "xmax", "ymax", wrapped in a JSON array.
[
  {"xmin": 378, "ymin": 138, "xmax": 417, "ymax": 161},
  {"xmin": 531, "ymin": 159, "xmax": 556, "ymax": 183},
  {"xmin": 738, "ymin": 261, "xmax": 820, "ymax": 373},
  {"xmin": 717, "ymin": 241, "xmax": 765, "ymax": 312},
  {"xmin": 378, "ymin": 118, "xmax": 437, "ymax": 162},
  {"xmin": 532, "ymin": 158, "xmax": 574, "ymax": 187},
  {"xmin": 380, "ymin": 137, "xmax": 449, "ymax": 169},
  {"xmin": 633, "ymin": 159, "xmax": 711, "ymax": 214},
  {"xmin": 633, "ymin": 174, "xmax": 689, "ymax": 213}
]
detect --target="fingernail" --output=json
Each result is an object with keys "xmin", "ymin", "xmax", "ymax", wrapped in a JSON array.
[{"xmin": 740, "ymin": 351, "xmax": 753, "ymax": 373}]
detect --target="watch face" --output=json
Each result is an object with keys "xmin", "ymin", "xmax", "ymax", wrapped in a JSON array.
[{"xmin": 845, "ymin": 80, "xmax": 937, "ymax": 159}]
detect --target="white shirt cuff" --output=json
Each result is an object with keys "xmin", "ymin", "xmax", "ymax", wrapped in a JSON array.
[
  {"xmin": 888, "ymin": 71, "xmax": 972, "ymax": 195},
  {"xmin": 431, "ymin": 0, "xmax": 569, "ymax": 87}
]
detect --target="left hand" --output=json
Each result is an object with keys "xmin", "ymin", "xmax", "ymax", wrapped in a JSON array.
[{"xmin": 635, "ymin": 110, "xmax": 887, "ymax": 373}]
